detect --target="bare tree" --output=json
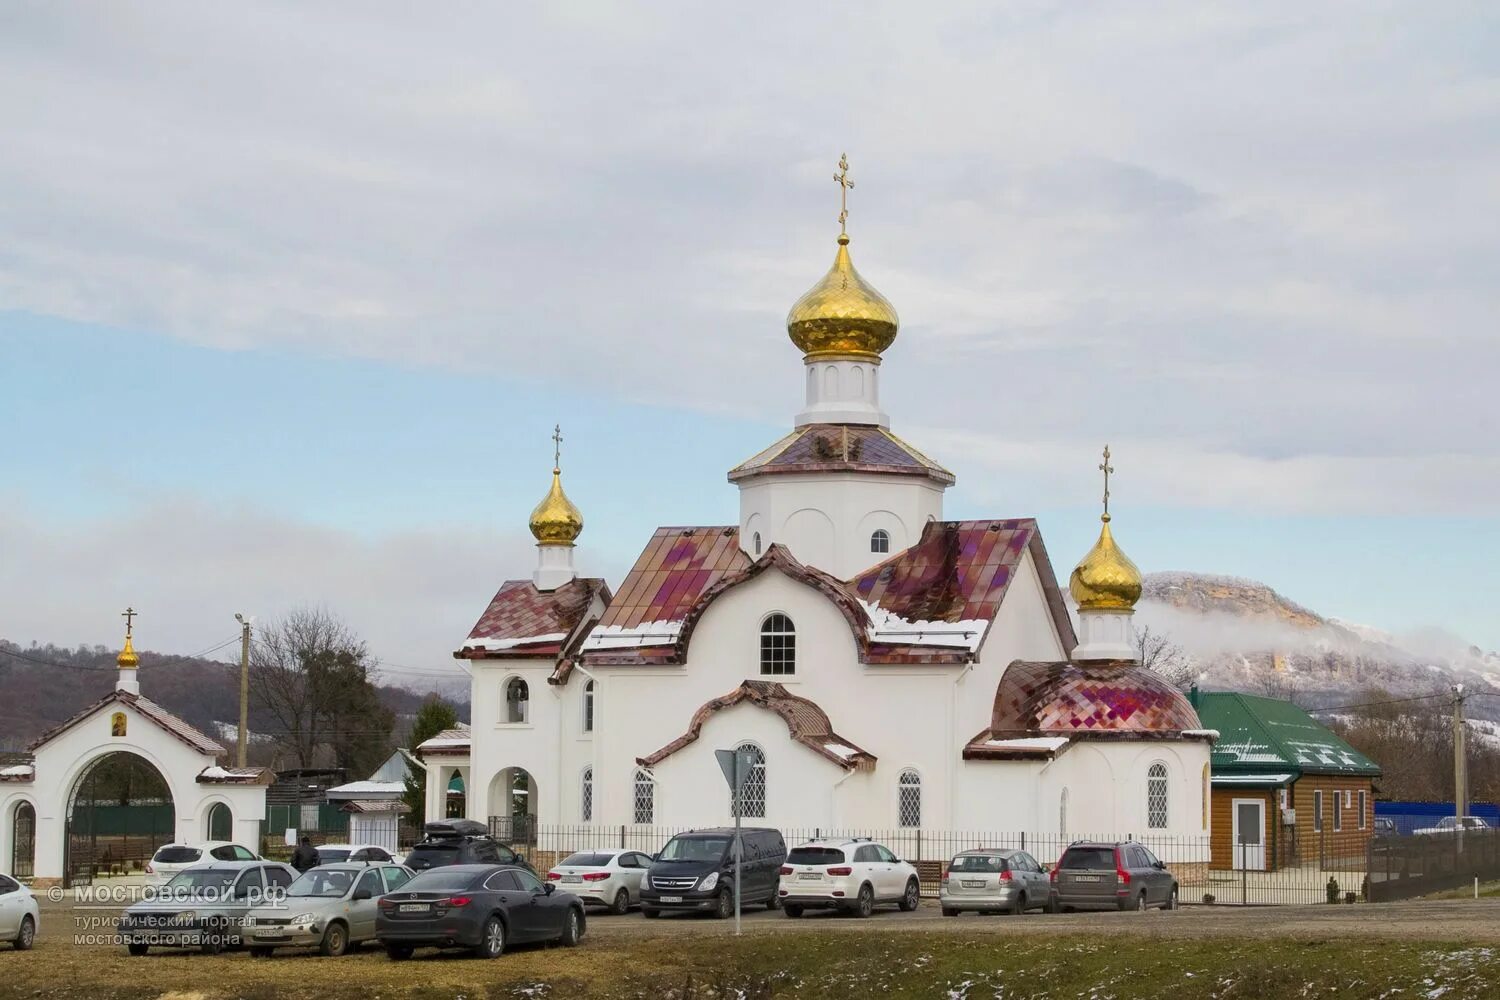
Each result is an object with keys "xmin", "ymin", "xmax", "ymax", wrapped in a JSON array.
[
  {"xmin": 1255, "ymin": 663, "xmax": 1302, "ymax": 704},
  {"xmin": 1137, "ymin": 626, "xmax": 1195, "ymax": 690}
]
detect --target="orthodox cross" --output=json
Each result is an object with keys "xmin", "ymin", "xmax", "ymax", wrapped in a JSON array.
[
  {"xmin": 833, "ymin": 153, "xmax": 854, "ymax": 235},
  {"xmin": 121, "ymin": 606, "xmax": 137, "ymax": 638},
  {"xmin": 552, "ymin": 424, "xmax": 563, "ymax": 471},
  {"xmin": 1099, "ymin": 445, "xmax": 1114, "ymax": 518}
]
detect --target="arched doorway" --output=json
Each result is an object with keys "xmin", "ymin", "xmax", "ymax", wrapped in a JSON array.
[
  {"xmin": 488, "ymin": 767, "xmax": 537, "ymax": 845},
  {"xmin": 65, "ymin": 752, "xmax": 174, "ymax": 887},
  {"xmin": 205, "ymin": 801, "xmax": 232, "ymax": 842},
  {"xmin": 10, "ymin": 802, "xmax": 35, "ymax": 879}
]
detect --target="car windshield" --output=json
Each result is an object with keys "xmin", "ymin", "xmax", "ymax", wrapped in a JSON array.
[
  {"xmin": 287, "ymin": 869, "xmax": 354, "ymax": 898},
  {"xmin": 403, "ymin": 870, "xmax": 479, "ymax": 893},
  {"xmin": 560, "ymin": 853, "xmax": 615, "ymax": 867},
  {"xmin": 154, "ymin": 847, "xmax": 201, "ymax": 864},
  {"xmin": 165, "ymin": 869, "xmax": 237, "ymax": 891},
  {"xmin": 316, "ymin": 849, "xmax": 352, "ymax": 863},
  {"xmin": 657, "ymin": 837, "xmax": 728, "ymax": 862},
  {"xmin": 1060, "ymin": 848, "xmax": 1116, "ymax": 870},
  {"xmin": 950, "ymin": 855, "xmax": 1006, "ymax": 873},
  {"xmin": 787, "ymin": 847, "xmax": 845, "ymax": 866}
]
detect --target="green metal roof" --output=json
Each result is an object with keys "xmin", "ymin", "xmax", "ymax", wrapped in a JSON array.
[{"xmin": 1190, "ymin": 690, "xmax": 1381, "ymax": 779}]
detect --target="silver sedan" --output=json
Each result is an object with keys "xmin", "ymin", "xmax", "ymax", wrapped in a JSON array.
[{"xmin": 545, "ymin": 849, "xmax": 652, "ymax": 914}]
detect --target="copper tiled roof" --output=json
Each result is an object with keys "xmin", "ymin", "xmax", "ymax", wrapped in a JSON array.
[
  {"xmin": 29, "ymin": 690, "xmax": 226, "ymax": 758},
  {"xmin": 592, "ymin": 526, "xmax": 749, "ymax": 633},
  {"xmin": 637, "ymin": 680, "xmax": 875, "ymax": 772},
  {"xmin": 457, "ymin": 577, "xmax": 610, "ymax": 659},
  {"xmin": 340, "ymin": 798, "xmax": 412, "ymax": 814},
  {"xmin": 972, "ymin": 659, "xmax": 1208, "ymax": 747},
  {"xmin": 415, "ymin": 725, "xmax": 472, "ymax": 758},
  {"xmin": 728, "ymin": 424, "xmax": 954, "ymax": 486}
]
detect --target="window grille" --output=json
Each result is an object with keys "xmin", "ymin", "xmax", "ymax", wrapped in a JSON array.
[
  {"xmin": 898, "ymin": 769, "xmax": 921, "ymax": 827},
  {"xmin": 633, "ymin": 769, "xmax": 654, "ymax": 824},
  {"xmin": 581, "ymin": 767, "xmax": 593, "ymax": 822},
  {"xmin": 731, "ymin": 743, "xmax": 766, "ymax": 818},
  {"xmin": 1146, "ymin": 762, "xmax": 1169, "ymax": 829},
  {"xmin": 759, "ymin": 614, "xmax": 795, "ymax": 675}
]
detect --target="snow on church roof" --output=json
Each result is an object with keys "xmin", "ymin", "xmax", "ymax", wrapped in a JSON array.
[
  {"xmin": 456, "ymin": 577, "xmax": 610, "ymax": 660},
  {"xmin": 29, "ymin": 690, "xmax": 225, "ymax": 757}
]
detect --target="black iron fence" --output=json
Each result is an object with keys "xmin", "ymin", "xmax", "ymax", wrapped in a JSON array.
[
  {"xmin": 1367, "ymin": 828, "xmax": 1500, "ymax": 902},
  {"xmin": 484, "ymin": 823, "xmax": 1369, "ymax": 906}
]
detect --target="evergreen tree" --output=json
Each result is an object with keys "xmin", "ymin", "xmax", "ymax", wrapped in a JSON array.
[{"xmin": 403, "ymin": 695, "xmax": 459, "ymax": 823}]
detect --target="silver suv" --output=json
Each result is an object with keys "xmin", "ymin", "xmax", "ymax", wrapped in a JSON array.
[
  {"xmin": 1049, "ymin": 841, "xmax": 1178, "ymax": 912},
  {"xmin": 940, "ymin": 849, "xmax": 1051, "ymax": 916}
]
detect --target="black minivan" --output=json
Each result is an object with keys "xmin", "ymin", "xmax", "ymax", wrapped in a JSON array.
[{"xmin": 639, "ymin": 828, "xmax": 786, "ymax": 919}]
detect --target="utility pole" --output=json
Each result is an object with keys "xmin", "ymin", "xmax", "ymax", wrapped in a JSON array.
[
  {"xmin": 235, "ymin": 614, "xmax": 252, "ymax": 768},
  {"xmin": 1452, "ymin": 684, "xmax": 1468, "ymax": 825}
]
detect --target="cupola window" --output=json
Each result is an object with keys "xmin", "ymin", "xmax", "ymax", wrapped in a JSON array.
[
  {"xmin": 504, "ymin": 677, "xmax": 529, "ymax": 724},
  {"xmin": 759, "ymin": 613, "xmax": 795, "ymax": 675},
  {"xmin": 870, "ymin": 529, "xmax": 890, "ymax": 554}
]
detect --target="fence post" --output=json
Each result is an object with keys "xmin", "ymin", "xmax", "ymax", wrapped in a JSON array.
[
  {"xmin": 619, "ymin": 825, "xmax": 625, "ymax": 850},
  {"xmin": 916, "ymin": 829, "xmax": 922, "ymax": 864},
  {"xmin": 1240, "ymin": 841, "xmax": 1247, "ymax": 906}
]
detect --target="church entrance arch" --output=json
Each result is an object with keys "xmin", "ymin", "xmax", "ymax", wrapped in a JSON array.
[
  {"xmin": 487, "ymin": 767, "xmax": 538, "ymax": 846},
  {"xmin": 64, "ymin": 751, "xmax": 174, "ymax": 888},
  {"xmin": 9, "ymin": 802, "xmax": 35, "ymax": 879}
]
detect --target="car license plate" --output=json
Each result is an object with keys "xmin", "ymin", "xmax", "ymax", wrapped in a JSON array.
[
  {"xmin": 399, "ymin": 903, "xmax": 431, "ymax": 913},
  {"xmin": 562, "ymin": 876, "xmax": 582, "ymax": 883},
  {"xmin": 961, "ymin": 879, "xmax": 986, "ymax": 888},
  {"xmin": 798, "ymin": 873, "xmax": 821, "ymax": 880},
  {"xmin": 659, "ymin": 895, "xmax": 682, "ymax": 903},
  {"xmin": 1071, "ymin": 875, "xmax": 1101, "ymax": 883}
]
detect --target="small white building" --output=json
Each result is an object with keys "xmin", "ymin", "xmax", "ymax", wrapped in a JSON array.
[
  {"xmin": 1, "ymin": 620, "xmax": 271, "ymax": 887},
  {"xmin": 420, "ymin": 190, "xmax": 1213, "ymax": 846},
  {"xmin": 325, "ymin": 749, "xmax": 415, "ymax": 853}
]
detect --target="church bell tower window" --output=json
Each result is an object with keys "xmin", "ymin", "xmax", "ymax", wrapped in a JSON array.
[{"xmin": 759, "ymin": 614, "xmax": 795, "ymax": 675}]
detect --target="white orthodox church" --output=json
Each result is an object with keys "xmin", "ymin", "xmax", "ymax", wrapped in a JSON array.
[{"xmin": 420, "ymin": 175, "xmax": 1214, "ymax": 842}]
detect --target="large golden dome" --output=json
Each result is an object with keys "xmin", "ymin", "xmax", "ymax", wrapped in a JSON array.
[
  {"xmin": 529, "ymin": 468, "xmax": 583, "ymax": 546},
  {"xmin": 786, "ymin": 234, "xmax": 899, "ymax": 360},
  {"xmin": 1069, "ymin": 514, "xmax": 1143, "ymax": 611}
]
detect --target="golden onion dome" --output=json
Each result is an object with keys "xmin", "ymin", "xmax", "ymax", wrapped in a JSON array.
[
  {"xmin": 117, "ymin": 634, "xmax": 140, "ymax": 670},
  {"xmin": 786, "ymin": 234, "xmax": 899, "ymax": 360},
  {"xmin": 529, "ymin": 468, "xmax": 583, "ymax": 546},
  {"xmin": 1069, "ymin": 514, "xmax": 1143, "ymax": 611}
]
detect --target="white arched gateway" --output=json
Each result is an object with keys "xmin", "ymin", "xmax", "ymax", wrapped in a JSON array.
[{"xmin": 0, "ymin": 622, "xmax": 271, "ymax": 888}]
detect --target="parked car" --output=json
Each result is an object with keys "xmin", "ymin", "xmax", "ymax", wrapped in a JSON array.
[
  {"xmin": 939, "ymin": 848, "xmax": 1050, "ymax": 916},
  {"xmin": 119, "ymin": 860, "xmax": 298, "ymax": 955},
  {"xmin": 545, "ymin": 849, "xmax": 651, "ymax": 914},
  {"xmin": 1372, "ymin": 817, "xmax": 1398, "ymax": 837},
  {"xmin": 315, "ymin": 843, "xmax": 405, "ymax": 866},
  {"xmin": 778, "ymin": 838, "xmax": 921, "ymax": 918},
  {"xmin": 145, "ymin": 841, "xmax": 260, "ymax": 884},
  {"xmin": 376, "ymin": 864, "xmax": 584, "ymax": 959},
  {"xmin": 640, "ymin": 828, "xmax": 786, "ymax": 919},
  {"xmin": 404, "ymin": 820, "xmax": 535, "ymax": 875},
  {"xmin": 1049, "ymin": 841, "xmax": 1178, "ymax": 912},
  {"xmin": 0, "ymin": 873, "xmax": 38, "ymax": 950},
  {"xmin": 245, "ymin": 862, "xmax": 413, "ymax": 957},
  {"xmin": 1414, "ymin": 816, "xmax": 1493, "ymax": 836}
]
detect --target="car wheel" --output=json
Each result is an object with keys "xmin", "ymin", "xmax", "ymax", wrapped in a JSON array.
[
  {"xmin": 319, "ymin": 922, "xmax": 348, "ymax": 957},
  {"xmin": 1136, "ymin": 893, "xmax": 1148, "ymax": 912},
  {"xmin": 765, "ymin": 890, "xmax": 781, "ymax": 911},
  {"xmin": 127, "ymin": 941, "xmax": 149, "ymax": 956},
  {"xmin": 473, "ymin": 915, "xmax": 505, "ymax": 959},
  {"xmin": 941, "ymin": 907, "xmax": 958, "ymax": 917},
  {"xmin": 783, "ymin": 904, "xmax": 803, "ymax": 918},
  {"xmin": 560, "ymin": 908, "xmax": 582, "ymax": 947},
  {"xmin": 385, "ymin": 943, "xmax": 414, "ymax": 961},
  {"xmin": 199, "ymin": 920, "xmax": 223, "ymax": 956},
  {"xmin": 1045, "ymin": 895, "xmax": 1059, "ymax": 914},
  {"xmin": 853, "ymin": 883, "xmax": 874, "ymax": 918},
  {"xmin": 642, "ymin": 907, "xmax": 660, "ymax": 919},
  {"xmin": 1011, "ymin": 892, "xmax": 1027, "ymax": 915},
  {"xmin": 714, "ymin": 889, "xmax": 734, "ymax": 920},
  {"xmin": 15, "ymin": 916, "xmax": 35, "ymax": 951},
  {"xmin": 610, "ymin": 889, "xmax": 630, "ymax": 915},
  {"xmin": 899, "ymin": 878, "xmax": 920, "ymax": 912},
  {"xmin": 1166, "ymin": 886, "xmax": 1180, "ymax": 911},
  {"xmin": 249, "ymin": 946, "xmax": 274, "ymax": 959}
]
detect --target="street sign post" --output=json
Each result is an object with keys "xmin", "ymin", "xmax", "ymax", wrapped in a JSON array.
[{"xmin": 714, "ymin": 747, "xmax": 753, "ymax": 935}]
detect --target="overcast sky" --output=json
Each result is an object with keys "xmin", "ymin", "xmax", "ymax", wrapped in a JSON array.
[{"xmin": 2, "ymin": 2, "xmax": 1497, "ymax": 682}]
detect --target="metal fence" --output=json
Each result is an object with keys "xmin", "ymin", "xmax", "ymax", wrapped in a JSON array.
[
  {"xmin": 1367, "ymin": 829, "xmax": 1500, "ymax": 902},
  {"xmin": 485, "ymin": 823, "xmax": 1368, "ymax": 906}
]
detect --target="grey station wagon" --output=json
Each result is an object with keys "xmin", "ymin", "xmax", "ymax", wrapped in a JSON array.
[{"xmin": 940, "ymin": 849, "xmax": 1051, "ymax": 916}]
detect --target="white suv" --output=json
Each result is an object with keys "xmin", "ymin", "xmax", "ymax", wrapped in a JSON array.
[{"xmin": 777, "ymin": 838, "xmax": 921, "ymax": 918}]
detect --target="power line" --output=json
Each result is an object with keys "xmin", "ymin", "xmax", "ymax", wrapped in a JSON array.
[
  {"xmin": 1308, "ymin": 693, "xmax": 1449, "ymax": 714},
  {"xmin": 0, "ymin": 636, "xmax": 241, "ymax": 673}
]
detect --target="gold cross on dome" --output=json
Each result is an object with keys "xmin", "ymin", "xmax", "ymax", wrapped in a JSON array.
[
  {"xmin": 121, "ymin": 606, "xmax": 137, "ymax": 637},
  {"xmin": 833, "ymin": 153, "xmax": 854, "ymax": 235},
  {"xmin": 552, "ymin": 424, "xmax": 563, "ymax": 471},
  {"xmin": 1099, "ymin": 445, "xmax": 1114, "ymax": 517}
]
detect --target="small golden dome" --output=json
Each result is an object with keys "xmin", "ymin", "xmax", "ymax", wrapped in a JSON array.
[
  {"xmin": 786, "ymin": 234, "xmax": 899, "ymax": 360},
  {"xmin": 1069, "ymin": 514, "xmax": 1143, "ymax": 611},
  {"xmin": 117, "ymin": 634, "xmax": 140, "ymax": 670},
  {"xmin": 529, "ymin": 468, "xmax": 583, "ymax": 546}
]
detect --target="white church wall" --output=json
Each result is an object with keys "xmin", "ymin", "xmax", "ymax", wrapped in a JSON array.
[
  {"xmin": 467, "ymin": 656, "xmax": 556, "ymax": 823},
  {"xmin": 736, "ymin": 473, "xmax": 946, "ymax": 578}
]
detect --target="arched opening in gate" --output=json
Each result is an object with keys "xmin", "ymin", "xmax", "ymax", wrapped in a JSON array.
[
  {"xmin": 9, "ymin": 801, "xmax": 35, "ymax": 880},
  {"xmin": 65, "ymin": 752, "xmax": 174, "ymax": 887},
  {"xmin": 487, "ymin": 767, "xmax": 538, "ymax": 845},
  {"xmin": 205, "ymin": 801, "xmax": 232, "ymax": 842}
]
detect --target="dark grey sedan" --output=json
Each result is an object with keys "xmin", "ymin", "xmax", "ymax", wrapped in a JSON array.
[{"xmin": 375, "ymin": 864, "xmax": 584, "ymax": 959}]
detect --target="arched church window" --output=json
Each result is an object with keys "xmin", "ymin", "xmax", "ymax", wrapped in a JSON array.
[
  {"xmin": 1201, "ymin": 763, "xmax": 1210, "ymax": 830},
  {"xmin": 1147, "ymin": 762, "xmax": 1169, "ymax": 829},
  {"xmin": 1059, "ymin": 787, "xmax": 1069, "ymax": 836},
  {"xmin": 752, "ymin": 532, "xmax": 762, "ymax": 556},
  {"xmin": 505, "ymin": 677, "xmax": 529, "ymax": 724},
  {"xmin": 582, "ymin": 680, "xmax": 595, "ymax": 733},
  {"xmin": 731, "ymin": 742, "xmax": 766, "ymax": 818},
  {"xmin": 897, "ymin": 769, "xmax": 921, "ymax": 827},
  {"xmin": 870, "ymin": 529, "xmax": 890, "ymax": 554},
  {"xmin": 759, "ymin": 614, "xmax": 795, "ymax": 676},
  {"xmin": 581, "ymin": 767, "xmax": 593, "ymax": 822},
  {"xmin": 633, "ymin": 769, "xmax": 654, "ymax": 824}
]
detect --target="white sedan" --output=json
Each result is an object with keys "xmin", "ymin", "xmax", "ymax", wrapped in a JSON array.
[
  {"xmin": 545, "ymin": 848, "xmax": 652, "ymax": 914},
  {"xmin": 0, "ymin": 873, "xmax": 38, "ymax": 950}
]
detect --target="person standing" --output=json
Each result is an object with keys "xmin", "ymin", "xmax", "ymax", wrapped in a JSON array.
[{"xmin": 290, "ymin": 836, "xmax": 319, "ymax": 872}]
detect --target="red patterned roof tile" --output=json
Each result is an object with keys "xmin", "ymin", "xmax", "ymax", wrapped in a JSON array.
[
  {"xmin": 728, "ymin": 424, "xmax": 954, "ymax": 485},
  {"xmin": 457, "ymin": 577, "xmax": 610, "ymax": 659}
]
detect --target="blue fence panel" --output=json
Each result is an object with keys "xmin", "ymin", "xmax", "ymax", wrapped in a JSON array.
[{"xmin": 1375, "ymin": 800, "xmax": 1500, "ymax": 835}]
